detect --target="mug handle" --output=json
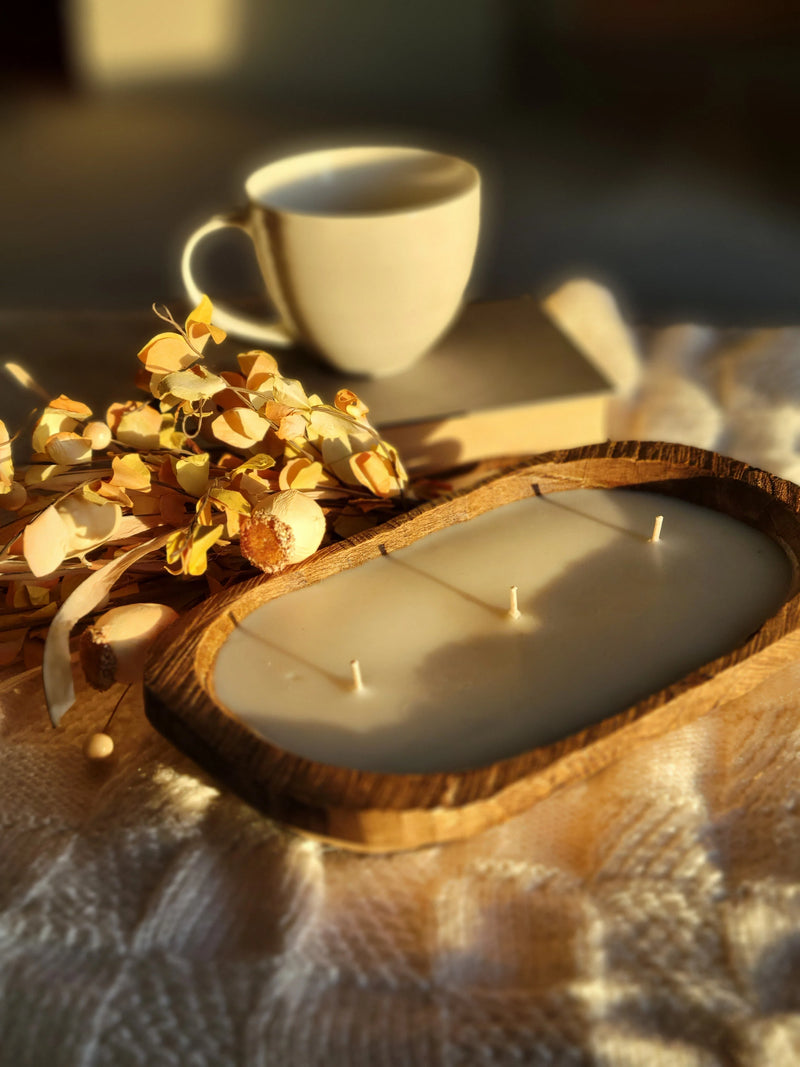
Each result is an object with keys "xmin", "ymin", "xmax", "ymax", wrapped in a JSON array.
[{"xmin": 180, "ymin": 210, "xmax": 294, "ymax": 347}]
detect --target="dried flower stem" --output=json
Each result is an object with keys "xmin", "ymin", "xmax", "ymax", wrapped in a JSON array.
[{"xmin": 102, "ymin": 682, "xmax": 131, "ymax": 732}]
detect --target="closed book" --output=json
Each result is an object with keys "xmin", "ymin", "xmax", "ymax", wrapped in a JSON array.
[{"xmin": 288, "ymin": 295, "xmax": 615, "ymax": 473}]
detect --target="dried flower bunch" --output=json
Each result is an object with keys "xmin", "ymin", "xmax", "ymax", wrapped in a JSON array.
[{"xmin": 0, "ymin": 297, "xmax": 410, "ymax": 728}]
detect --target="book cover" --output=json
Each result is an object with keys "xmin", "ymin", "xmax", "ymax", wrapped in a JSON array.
[{"xmin": 283, "ymin": 295, "xmax": 616, "ymax": 473}]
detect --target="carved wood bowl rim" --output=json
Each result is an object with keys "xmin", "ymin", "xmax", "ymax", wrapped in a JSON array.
[{"xmin": 144, "ymin": 441, "xmax": 800, "ymax": 851}]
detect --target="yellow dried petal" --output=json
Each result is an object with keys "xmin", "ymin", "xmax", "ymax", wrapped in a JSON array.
[
  {"xmin": 260, "ymin": 402, "xmax": 307, "ymax": 441},
  {"xmin": 109, "ymin": 453, "xmax": 152, "ymax": 491},
  {"xmin": 157, "ymin": 413, "xmax": 185, "ymax": 450},
  {"xmin": 334, "ymin": 389, "xmax": 369, "ymax": 419},
  {"xmin": 156, "ymin": 366, "xmax": 227, "ymax": 403},
  {"xmin": 237, "ymin": 350, "xmax": 279, "ymax": 383},
  {"xmin": 205, "ymin": 488, "xmax": 250, "ymax": 538},
  {"xmin": 213, "ymin": 385, "xmax": 248, "ymax": 412},
  {"xmin": 105, "ymin": 401, "xmax": 131, "ymax": 434},
  {"xmin": 164, "ymin": 527, "xmax": 187, "ymax": 566},
  {"xmin": 25, "ymin": 583, "xmax": 53, "ymax": 608},
  {"xmin": 80, "ymin": 482, "xmax": 106, "ymax": 507},
  {"xmin": 271, "ymin": 376, "xmax": 310, "ymax": 410},
  {"xmin": 22, "ymin": 505, "xmax": 70, "ymax": 578},
  {"xmin": 350, "ymin": 451, "xmax": 403, "ymax": 498},
  {"xmin": 277, "ymin": 410, "xmax": 308, "ymax": 441},
  {"xmin": 231, "ymin": 454, "xmax": 276, "ymax": 475},
  {"xmin": 45, "ymin": 431, "xmax": 93, "ymax": 465},
  {"xmin": 278, "ymin": 457, "xmax": 333, "ymax": 492},
  {"xmin": 48, "ymin": 395, "xmax": 92, "ymax": 419},
  {"xmin": 247, "ymin": 372, "xmax": 277, "ymax": 393},
  {"xmin": 208, "ymin": 488, "xmax": 251, "ymax": 515},
  {"xmin": 210, "ymin": 406, "xmax": 269, "ymax": 451},
  {"xmin": 24, "ymin": 463, "xmax": 68, "ymax": 488},
  {"xmin": 165, "ymin": 523, "xmax": 224, "ymax": 576},
  {"xmin": 382, "ymin": 440, "xmax": 409, "ymax": 490},
  {"xmin": 56, "ymin": 496, "xmax": 122, "ymax": 555},
  {"xmin": 116, "ymin": 404, "xmax": 163, "ymax": 450},
  {"xmin": 0, "ymin": 419, "xmax": 13, "ymax": 492},
  {"xmin": 173, "ymin": 453, "xmax": 209, "ymax": 498},
  {"xmin": 185, "ymin": 294, "xmax": 226, "ymax": 347},
  {"xmin": 195, "ymin": 496, "xmax": 213, "ymax": 526},
  {"xmin": 32, "ymin": 409, "xmax": 80, "ymax": 455},
  {"xmin": 261, "ymin": 400, "xmax": 293, "ymax": 423},
  {"xmin": 309, "ymin": 407, "xmax": 366, "ymax": 445},
  {"xmin": 234, "ymin": 471, "xmax": 275, "ymax": 507},
  {"xmin": 186, "ymin": 293, "xmax": 215, "ymax": 326},
  {"xmin": 137, "ymin": 331, "xmax": 197, "ymax": 374},
  {"xmin": 83, "ymin": 480, "xmax": 133, "ymax": 509},
  {"xmin": 224, "ymin": 513, "xmax": 243, "ymax": 539}
]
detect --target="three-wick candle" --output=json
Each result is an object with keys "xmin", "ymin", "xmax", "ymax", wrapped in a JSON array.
[{"xmin": 213, "ymin": 489, "xmax": 791, "ymax": 773}]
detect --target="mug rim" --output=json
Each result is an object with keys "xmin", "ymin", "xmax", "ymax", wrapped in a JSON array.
[{"xmin": 243, "ymin": 144, "xmax": 480, "ymax": 219}]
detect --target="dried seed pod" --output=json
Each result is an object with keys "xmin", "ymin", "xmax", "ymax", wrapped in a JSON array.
[
  {"xmin": 84, "ymin": 731, "xmax": 114, "ymax": 760},
  {"xmin": 239, "ymin": 489, "xmax": 326, "ymax": 574},
  {"xmin": 79, "ymin": 602, "xmax": 180, "ymax": 690}
]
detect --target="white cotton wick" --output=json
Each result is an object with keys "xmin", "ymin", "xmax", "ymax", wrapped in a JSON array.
[
  {"xmin": 649, "ymin": 515, "xmax": 664, "ymax": 543},
  {"xmin": 508, "ymin": 585, "xmax": 521, "ymax": 620},
  {"xmin": 350, "ymin": 658, "xmax": 364, "ymax": 692}
]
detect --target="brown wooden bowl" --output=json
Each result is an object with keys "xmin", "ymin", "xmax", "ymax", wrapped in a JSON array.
[{"xmin": 144, "ymin": 441, "xmax": 800, "ymax": 852}]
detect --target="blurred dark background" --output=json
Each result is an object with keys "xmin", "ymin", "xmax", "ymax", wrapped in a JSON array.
[{"xmin": 3, "ymin": 0, "xmax": 800, "ymax": 325}]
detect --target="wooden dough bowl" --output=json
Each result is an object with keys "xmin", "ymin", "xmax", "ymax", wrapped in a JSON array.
[{"xmin": 144, "ymin": 441, "xmax": 800, "ymax": 852}]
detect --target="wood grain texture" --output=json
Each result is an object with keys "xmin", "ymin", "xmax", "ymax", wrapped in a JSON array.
[{"xmin": 144, "ymin": 441, "xmax": 800, "ymax": 851}]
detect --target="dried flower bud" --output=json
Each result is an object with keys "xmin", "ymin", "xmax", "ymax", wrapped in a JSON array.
[
  {"xmin": 84, "ymin": 421, "xmax": 112, "ymax": 450},
  {"xmin": 79, "ymin": 602, "xmax": 180, "ymax": 690},
  {"xmin": 239, "ymin": 489, "xmax": 326, "ymax": 574}
]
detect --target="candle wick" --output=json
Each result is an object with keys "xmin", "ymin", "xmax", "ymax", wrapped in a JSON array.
[
  {"xmin": 508, "ymin": 584, "xmax": 521, "ymax": 620},
  {"xmin": 350, "ymin": 658, "xmax": 364, "ymax": 692},
  {"xmin": 649, "ymin": 515, "xmax": 664, "ymax": 543}
]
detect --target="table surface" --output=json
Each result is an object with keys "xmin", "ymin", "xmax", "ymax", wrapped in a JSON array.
[{"xmin": 4, "ymin": 298, "xmax": 800, "ymax": 1064}]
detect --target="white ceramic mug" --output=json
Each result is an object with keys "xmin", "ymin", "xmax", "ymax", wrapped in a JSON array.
[{"xmin": 181, "ymin": 145, "xmax": 481, "ymax": 377}]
